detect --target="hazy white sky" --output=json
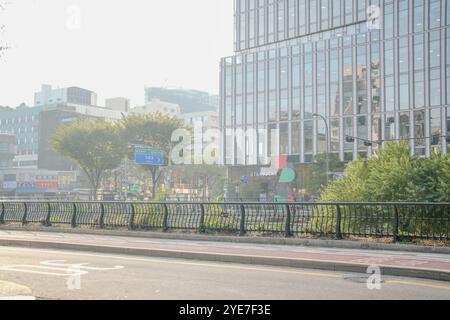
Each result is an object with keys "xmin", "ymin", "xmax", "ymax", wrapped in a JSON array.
[{"xmin": 0, "ymin": 0, "xmax": 234, "ymax": 107}]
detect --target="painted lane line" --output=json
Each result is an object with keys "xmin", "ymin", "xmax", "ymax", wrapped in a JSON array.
[{"xmin": 40, "ymin": 260, "xmax": 124, "ymax": 271}]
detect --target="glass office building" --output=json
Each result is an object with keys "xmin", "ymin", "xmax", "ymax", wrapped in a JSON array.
[{"xmin": 220, "ymin": 0, "xmax": 450, "ymax": 165}]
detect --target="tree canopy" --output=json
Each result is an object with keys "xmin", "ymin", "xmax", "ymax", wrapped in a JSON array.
[
  {"xmin": 50, "ymin": 120, "xmax": 127, "ymax": 199},
  {"xmin": 321, "ymin": 142, "xmax": 450, "ymax": 202},
  {"xmin": 120, "ymin": 113, "xmax": 184, "ymax": 156},
  {"xmin": 120, "ymin": 113, "xmax": 184, "ymax": 199}
]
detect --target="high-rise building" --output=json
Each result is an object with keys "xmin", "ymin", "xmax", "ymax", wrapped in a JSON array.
[{"xmin": 220, "ymin": 0, "xmax": 450, "ymax": 167}]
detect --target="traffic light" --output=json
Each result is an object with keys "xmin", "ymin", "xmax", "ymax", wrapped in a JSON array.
[{"xmin": 345, "ymin": 136, "xmax": 355, "ymax": 143}]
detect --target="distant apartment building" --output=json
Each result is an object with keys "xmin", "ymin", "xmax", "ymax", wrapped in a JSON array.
[
  {"xmin": 131, "ymin": 98, "xmax": 181, "ymax": 118},
  {"xmin": 105, "ymin": 97, "xmax": 131, "ymax": 113},
  {"xmin": 145, "ymin": 87, "xmax": 218, "ymax": 113},
  {"xmin": 34, "ymin": 84, "xmax": 98, "ymax": 107}
]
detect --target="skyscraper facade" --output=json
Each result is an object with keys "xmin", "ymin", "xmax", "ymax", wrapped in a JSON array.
[{"xmin": 220, "ymin": 0, "xmax": 450, "ymax": 166}]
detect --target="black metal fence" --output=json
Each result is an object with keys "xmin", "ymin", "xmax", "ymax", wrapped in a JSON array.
[{"xmin": 0, "ymin": 201, "xmax": 450, "ymax": 242}]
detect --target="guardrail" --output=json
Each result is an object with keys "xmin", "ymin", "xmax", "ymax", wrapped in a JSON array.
[{"xmin": 0, "ymin": 201, "xmax": 449, "ymax": 242}]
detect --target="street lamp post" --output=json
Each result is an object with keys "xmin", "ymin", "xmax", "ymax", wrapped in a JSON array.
[{"xmin": 313, "ymin": 113, "xmax": 330, "ymax": 186}]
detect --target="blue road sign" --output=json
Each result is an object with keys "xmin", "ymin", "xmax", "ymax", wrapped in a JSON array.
[
  {"xmin": 135, "ymin": 145, "xmax": 164, "ymax": 166},
  {"xmin": 242, "ymin": 176, "xmax": 250, "ymax": 185}
]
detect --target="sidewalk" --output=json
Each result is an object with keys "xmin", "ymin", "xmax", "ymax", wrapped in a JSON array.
[{"xmin": 1, "ymin": 229, "xmax": 450, "ymax": 282}]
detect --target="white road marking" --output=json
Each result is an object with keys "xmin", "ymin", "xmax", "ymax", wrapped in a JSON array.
[
  {"xmin": 0, "ymin": 264, "xmax": 88, "ymax": 276},
  {"xmin": 40, "ymin": 260, "xmax": 124, "ymax": 271},
  {"xmin": 0, "ymin": 296, "xmax": 36, "ymax": 300}
]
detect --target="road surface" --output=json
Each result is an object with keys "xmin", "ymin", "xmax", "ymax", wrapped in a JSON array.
[{"xmin": 1, "ymin": 246, "xmax": 450, "ymax": 300}]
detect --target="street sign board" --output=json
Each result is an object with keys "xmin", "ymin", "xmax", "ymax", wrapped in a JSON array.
[{"xmin": 134, "ymin": 145, "xmax": 164, "ymax": 166}]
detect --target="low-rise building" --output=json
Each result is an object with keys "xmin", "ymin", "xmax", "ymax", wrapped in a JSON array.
[
  {"xmin": 105, "ymin": 97, "xmax": 131, "ymax": 113},
  {"xmin": 34, "ymin": 84, "xmax": 98, "ymax": 107},
  {"xmin": 131, "ymin": 98, "xmax": 181, "ymax": 118},
  {"xmin": 0, "ymin": 168, "xmax": 77, "ymax": 199}
]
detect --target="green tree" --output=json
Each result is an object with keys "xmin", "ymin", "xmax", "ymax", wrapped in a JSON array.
[
  {"xmin": 321, "ymin": 142, "xmax": 450, "ymax": 203},
  {"xmin": 296, "ymin": 153, "xmax": 345, "ymax": 196},
  {"xmin": 312, "ymin": 143, "xmax": 450, "ymax": 237},
  {"xmin": 172, "ymin": 164, "xmax": 226, "ymax": 200},
  {"xmin": 50, "ymin": 120, "xmax": 127, "ymax": 199},
  {"xmin": 120, "ymin": 113, "xmax": 184, "ymax": 199}
]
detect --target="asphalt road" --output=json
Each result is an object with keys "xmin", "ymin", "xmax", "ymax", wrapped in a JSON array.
[{"xmin": 1, "ymin": 246, "xmax": 450, "ymax": 300}]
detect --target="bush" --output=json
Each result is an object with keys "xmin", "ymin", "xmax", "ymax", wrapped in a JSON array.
[{"xmin": 316, "ymin": 143, "xmax": 450, "ymax": 238}]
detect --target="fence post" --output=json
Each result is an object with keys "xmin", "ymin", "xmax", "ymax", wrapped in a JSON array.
[
  {"xmin": 163, "ymin": 204, "xmax": 169, "ymax": 232},
  {"xmin": 99, "ymin": 203, "xmax": 105, "ymax": 229},
  {"xmin": 393, "ymin": 205, "xmax": 399, "ymax": 243},
  {"xmin": 335, "ymin": 205, "xmax": 343, "ymax": 240},
  {"xmin": 239, "ymin": 204, "xmax": 246, "ymax": 237},
  {"xmin": 71, "ymin": 203, "xmax": 77, "ymax": 228},
  {"xmin": 0, "ymin": 202, "xmax": 4, "ymax": 225},
  {"xmin": 199, "ymin": 203, "xmax": 205, "ymax": 233},
  {"xmin": 22, "ymin": 202, "xmax": 28, "ymax": 226},
  {"xmin": 45, "ymin": 202, "xmax": 52, "ymax": 227},
  {"xmin": 285, "ymin": 204, "xmax": 292, "ymax": 238},
  {"xmin": 129, "ymin": 203, "xmax": 136, "ymax": 230}
]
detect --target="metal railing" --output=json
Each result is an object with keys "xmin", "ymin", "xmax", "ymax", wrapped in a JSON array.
[{"xmin": 0, "ymin": 201, "xmax": 449, "ymax": 242}]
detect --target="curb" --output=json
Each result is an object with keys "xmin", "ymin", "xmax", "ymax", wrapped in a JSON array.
[
  {"xmin": 1, "ymin": 238, "xmax": 450, "ymax": 283},
  {"xmin": 1, "ymin": 225, "xmax": 450, "ymax": 255}
]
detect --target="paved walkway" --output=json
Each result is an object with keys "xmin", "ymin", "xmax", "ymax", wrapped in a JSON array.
[{"xmin": 1, "ymin": 230, "xmax": 450, "ymax": 274}]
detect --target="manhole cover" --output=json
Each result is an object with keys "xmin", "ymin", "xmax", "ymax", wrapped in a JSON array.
[{"xmin": 343, "ymin": 276, "xmax": 385, "ymax": 284}]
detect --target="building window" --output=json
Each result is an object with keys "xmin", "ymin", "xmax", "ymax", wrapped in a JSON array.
[
  {"xmin": 414, "ymin": 0, "xmax": 424, "ymax": 33},
  {"xmin": 399, "ymin": 112, "xmax": 411, "ymax": 141},
  {"xmin": 430, "ymin": 69, "xmax": 441, "ymax": 106},
  {"xmin": 291, "ymin": 122, "xmax": 300, "ymax": 155},
  {"xmin": 384, "ymin": 2, "xmax": 394, "ymax": 39},
  {"xmin": 429, "ymin": 0, "xmax": 442, "ymax": 29},
  {"xmin": 343, "ymin": 47, "xmax": 353, "ymax": 115},
  {"xmin": 385, "ymin": 113, "xmax": 396, "ymax": 141},
  {"xmin": 414, "ymin": 110, "xmax": 426, "ymax": 156},
  {"xmin": 398, "ymin": 0, "xmax": 409, "ymax": 36},
  {"xmin": 430, "ymin": 108, "xmax": 442, "ymax": 151}
]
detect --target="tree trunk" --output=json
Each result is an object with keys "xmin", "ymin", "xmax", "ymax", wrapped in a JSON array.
[{"xmin": 150, "ymin": 167, "xmax": 158, "ymax": 200}]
